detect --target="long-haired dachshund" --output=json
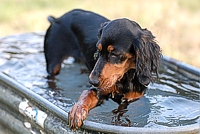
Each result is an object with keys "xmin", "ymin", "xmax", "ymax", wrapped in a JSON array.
[
  {"xmin": 44, "ymin": 9, "xmax": 161, "ymax": 130},
  {"xmin": 44, "ymin": 9, "xmax": 109, "ymax": 76}
]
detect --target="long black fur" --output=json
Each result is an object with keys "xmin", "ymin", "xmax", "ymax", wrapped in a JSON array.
[
  {"xmin": 44, "ymin": 10, "xmax": 161, "ymax": 105},
  {"xmin": 90, "ymin": 18, "xmax": 161, "ymax": 104},
  {"xmin": 44, "ymin": 9, "xmax": 109, "ymax": 76}
]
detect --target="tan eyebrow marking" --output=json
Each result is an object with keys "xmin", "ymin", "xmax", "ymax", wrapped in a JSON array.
[
  {"xmin": 107, "ymin": 45, "xmax": 114, "ymax": 52},
  {"xmin": 97, "ymin": 44, "xmax": 102, "ymax": 51}
]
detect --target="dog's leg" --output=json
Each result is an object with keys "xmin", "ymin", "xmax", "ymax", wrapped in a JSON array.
[{"xmin": 68, "ymin": 90, "xmax": 98, "ymax": 130}]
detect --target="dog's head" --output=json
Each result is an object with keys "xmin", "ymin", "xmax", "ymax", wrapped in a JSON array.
[
  {"xmin": 89, "ymin": 18, "xmax": 161, "ymax": 91},
  {"xmin": 44, "ymin": 19, "xmax": 60, "ymax": 77},
  {"xmin": 44, "ymin": 17, "xmax": 69, "ymax": 77}
]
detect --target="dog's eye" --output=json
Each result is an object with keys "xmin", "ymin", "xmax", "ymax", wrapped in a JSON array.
[
  {"xmin": 111, "ymin": 52, "xmax": 119, "ymax": 56},
  {"xmin": 109, "ymin": 52, "xmax": 126, "ymax": 64},
  {"xmin": 110, "ymin": 53, "xmax": 119, "ymax": 59},
  {"xmin": 111, "ymin": 54, "xmax": 117, "ymax": 58}
]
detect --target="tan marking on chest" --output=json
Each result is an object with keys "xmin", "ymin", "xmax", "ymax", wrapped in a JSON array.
[{"xmin": 123, "ymin": 91, "xmax": 144, "ymax": 102}]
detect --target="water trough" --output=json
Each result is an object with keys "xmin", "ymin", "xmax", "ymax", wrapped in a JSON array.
[{"xmin": 0, "ymin": 32, "xmax": 199, "ymax": 134}]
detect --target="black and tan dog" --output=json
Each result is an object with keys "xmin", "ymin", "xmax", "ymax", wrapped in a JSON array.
[
  {"xmin": 44, "ymin": 9, "xmax": 109, "ymax": 76},
  {"xmin": 44, "ymin": 9, "xmax": 161, "ymax": 130}
]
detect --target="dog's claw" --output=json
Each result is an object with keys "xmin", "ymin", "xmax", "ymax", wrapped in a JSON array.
[{"xmin": 68, "ymin": 103, "xmax": 88, "ymax": 130}]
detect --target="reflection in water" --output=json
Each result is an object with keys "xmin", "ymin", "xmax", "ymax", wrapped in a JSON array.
[
  {"xmin": 0, "ymin": 33, "xmax": 199, "ymax": 128},
  {"xmin": 112, "ymin": 103, "xmax": 130, "ymax": 126},
  {"xmin": 46, "ymin": 76, "xmax": 62, "ymax": 91},
  {"xmin": 110, "ymin": 98, "xmax": 150, "ymax": 127}
]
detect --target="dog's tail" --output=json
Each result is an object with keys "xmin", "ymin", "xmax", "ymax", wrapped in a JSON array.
[{"xmin": 47, "ymin": 16, "xmax": 56, "ymax": 23}]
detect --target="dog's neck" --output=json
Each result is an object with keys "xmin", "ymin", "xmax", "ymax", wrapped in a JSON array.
[{"xmin": 117, "ymin": 69, "xmax": 147, "ymax": 94}]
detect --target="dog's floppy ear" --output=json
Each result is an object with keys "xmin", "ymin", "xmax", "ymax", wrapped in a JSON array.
[
  {"xmin": 133, "ymin": 28, "xmax": 161, "ymax": 86},
  {"xmin": 97, "ymin": 21, "xmax": 110, "ymax": 39}
]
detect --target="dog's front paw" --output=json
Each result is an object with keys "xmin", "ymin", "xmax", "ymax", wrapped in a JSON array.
[{"xmin": 68, "ymin": 103, "xmax": 88, "ymax": 130}]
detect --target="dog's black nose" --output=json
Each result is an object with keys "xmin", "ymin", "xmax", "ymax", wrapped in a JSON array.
[{"xmin": 89, "ymin": 79, "xmax": 100, "ymax": 87}]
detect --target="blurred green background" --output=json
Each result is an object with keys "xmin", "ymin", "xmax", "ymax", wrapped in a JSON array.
[{"xmin": 0, "ymin": 0, "xmax": 200, "ymax": 68}]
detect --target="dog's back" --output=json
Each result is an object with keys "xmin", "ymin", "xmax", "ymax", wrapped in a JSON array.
[{"xmin": 44, "ymin": 9, "xmax": 109, "ymax": 76}]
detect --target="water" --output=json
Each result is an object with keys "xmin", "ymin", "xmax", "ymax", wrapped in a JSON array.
[{"xmin": 0, "ymin": 32, "xmax": 199, "ymax": 128}]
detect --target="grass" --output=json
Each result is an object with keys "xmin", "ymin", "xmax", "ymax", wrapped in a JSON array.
[{"xmin": 0, "ymin": 0, "xmax": 200, "ymax": 68}]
